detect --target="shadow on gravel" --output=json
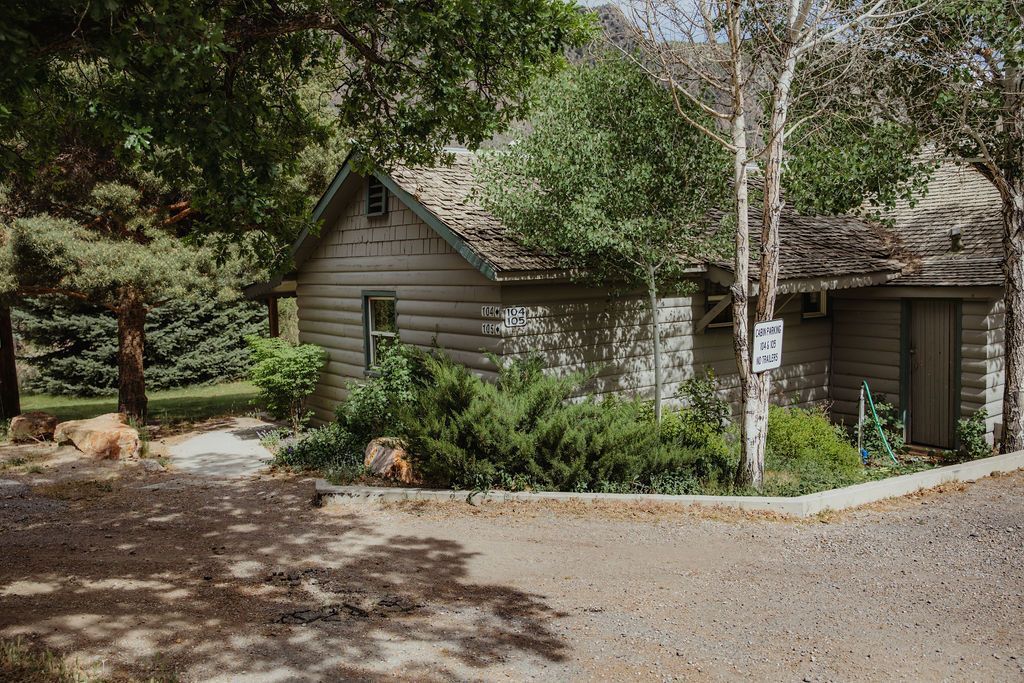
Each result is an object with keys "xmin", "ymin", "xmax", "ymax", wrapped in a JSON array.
[{"xmin": 0, "ymin": 474, "xmax": 567, "ymax": 680}]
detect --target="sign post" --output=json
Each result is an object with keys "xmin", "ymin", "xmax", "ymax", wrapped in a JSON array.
[{"xmin": 752, "ymin": 319, "xmax": 784, "ymax": 373}]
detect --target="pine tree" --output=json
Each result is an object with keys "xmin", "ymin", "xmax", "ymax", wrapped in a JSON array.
[{"xmin": 13, "ymin": 298, "xmax": 265, "ymax": 397}]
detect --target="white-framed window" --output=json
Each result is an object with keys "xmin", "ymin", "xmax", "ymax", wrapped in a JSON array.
[
  {"xmin": 705, "ymin": 281, "xmax": 733, "ymax": 329},
  {"xmin": 364, "ymin": 293, "xmax": 397, "ymax": 366},
  {"xmin": 366, "ymin": 177, "xmax": 388, "ymax": 216},
  {"xmin": 801, "ymin": 290, "xmax": 828, "ymax": 318}
]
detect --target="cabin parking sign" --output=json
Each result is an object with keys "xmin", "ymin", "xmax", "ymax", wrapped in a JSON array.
[{"xmin": 752, "ymin": 319, "xmax": 784, "ymax": 373}]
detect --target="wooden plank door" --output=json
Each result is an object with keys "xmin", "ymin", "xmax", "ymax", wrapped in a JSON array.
[{"xmin": 908, "ymin": 300, "xmax": 957, "ymax": 448}]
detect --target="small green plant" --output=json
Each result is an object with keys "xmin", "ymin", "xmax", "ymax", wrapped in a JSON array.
[
  {"xmin": 337, "ymin": 340, "xmax": 417, "ymax": 443},
  {"xmin": 680, "ymin": 369, "xmax": 730, "ymax": 434},
  {"xmin": 861, "ymin": 394, "xmax": 906, "ymax": 459},
  {"xmin": 247, "ymin": 336, "xmax": 326, "ymax": 434},
  {"xmin": 954, "ymin": 408, "xmax": 991, "ymax": 462},
  {"xmin": 275, "ymin": 422, "xmax": 362, "ymax": 472},
  {"xmin": 0, "ymin": 419, "xmax": 9, "ymax": 443}
]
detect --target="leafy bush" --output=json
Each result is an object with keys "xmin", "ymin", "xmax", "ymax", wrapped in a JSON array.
[
  {"xmin": 275, "ymin": 422, "xmax": 363, "ymax": 472},
  {"xmin": 680, "ymin": 369, "xmax": 730, "ymax": 434},
  {"xmin": 247, "ymin": 336, "xmax": 326, "ymax": 433},
  {"xmin": 336, "ymin": 340, "xmax": 418, "ymax": 443},
  {"xmin": 862, "ymin": 393, "xmax": 906, "ymax": 459},
  {"xmin": 764, "ymin": 405, "xmax": 863, "ymax": 495},
  {"xmin": 954, "ymin": 408, "xmax": 991, "ymax": 462}
]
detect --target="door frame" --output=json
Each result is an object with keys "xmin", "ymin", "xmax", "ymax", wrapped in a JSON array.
[{"xmin": 899, "ymin": 298, "xmax": 962, "ymax": 449}]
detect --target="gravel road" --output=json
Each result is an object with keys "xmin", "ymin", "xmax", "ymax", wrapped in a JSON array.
[{"xmin": 0, "ymin": 446, "xmax": 1021, "ymax": 681}]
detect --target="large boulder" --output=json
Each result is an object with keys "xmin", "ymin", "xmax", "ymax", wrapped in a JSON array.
[
  {"xmin": 54, "ymin": 413, "xmax": 141, "ymax": 460},
  {"xmin": 9, "ymin": 411, "xmax": 59, "ymax": 442},
  {"xmin": 364, "ymin": 438, "xmax": 417, "ymax": 484}
]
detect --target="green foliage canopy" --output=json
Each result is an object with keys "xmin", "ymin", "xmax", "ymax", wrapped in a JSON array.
[
  {"xmin": 0, "ymin": 1, "xmax": 591, "ymax": 242},
  {"xmin": 476, "ymin": 55, "xmax": 732, "ymax": 289}
]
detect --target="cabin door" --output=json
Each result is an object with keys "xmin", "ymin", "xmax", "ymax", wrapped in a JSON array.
[{"xmin": 907, "ymin": 299, "xmax": 958, "ymax": 449}]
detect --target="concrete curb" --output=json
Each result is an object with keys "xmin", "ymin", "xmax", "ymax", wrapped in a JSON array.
[{"xmin": 315, "ymin": 450, "xmax": 1024, "ymax": 517}]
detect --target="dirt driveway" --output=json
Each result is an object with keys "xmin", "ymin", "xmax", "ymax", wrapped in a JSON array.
[{"xmin": 0, "ymin": 445, "xmax": 1022, "ymax": 682}]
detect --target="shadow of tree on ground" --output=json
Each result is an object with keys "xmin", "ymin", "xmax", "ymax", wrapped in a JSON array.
[{"xmin": 0, "ymin": 469, "xmax": 568, "ymax": 680}]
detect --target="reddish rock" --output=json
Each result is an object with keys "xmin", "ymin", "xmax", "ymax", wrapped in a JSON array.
[
  {"xmin": 364, "ymin": 438, "xmax": 416, "ymax": 484},
  {"xmin": 54, "ymin": 413, "xmax": 141, "ymax": 460},
  {"xmin": 9, "ymin": 411, "xmax": 59, "ymax": 442}
]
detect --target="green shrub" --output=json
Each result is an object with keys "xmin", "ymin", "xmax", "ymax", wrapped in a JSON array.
[
  {"xmin": 391, "ymin": 350, "xmax": 729, "ymax": 492},
  {"xmin": 680, "ymin": 369, "xmax": 730, "ymax": 434},
  {"xmin": 764, "ymin": 405, "xmax": 863, "ymax": 495},
  {"xmin": 336, "ymin": 340, "xmax": 417, "ymax": 443},
  {"xmin": 954, "ymin": 408, "xmax": 991, "ymax": 462},
  {"xmin": 247, "ymin": 336, "xmax": 326, "ymax": 433},
  {"xmin": 275, "ymin": 422, "xmax": 363, "ymax": 472},
  {"xmin": 862, "ymin": 393, "xmax": 906, "ymax": 459}
]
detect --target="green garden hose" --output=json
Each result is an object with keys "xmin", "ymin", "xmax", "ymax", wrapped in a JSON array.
[{"xmin": 863, "ymin": 380, "xmax": 900, "ymax": 465}]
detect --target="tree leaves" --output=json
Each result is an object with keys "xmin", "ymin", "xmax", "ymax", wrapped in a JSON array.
[{"xmin": 476, "ymin": 55, "xmax": 732, "ymax": 291}]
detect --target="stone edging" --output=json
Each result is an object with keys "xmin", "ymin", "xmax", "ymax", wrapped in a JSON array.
[{"xmin": 315, "ymin": 450, "xmax": 1024, "ymax": 518}]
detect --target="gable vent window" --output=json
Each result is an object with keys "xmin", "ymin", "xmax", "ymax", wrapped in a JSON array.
[{"xmin": 366, "ymin": 177, "xmax": 388, "ymax": 216}]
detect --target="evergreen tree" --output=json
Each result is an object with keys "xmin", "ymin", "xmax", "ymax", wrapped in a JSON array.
[{"xmin": 13, "ymin": 298, "xmax": 265, "ymax": 397}]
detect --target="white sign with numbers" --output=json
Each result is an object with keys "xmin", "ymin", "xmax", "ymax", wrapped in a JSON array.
[
  {"xmin": 503, "ymin": 306, "xmax": 528, "ymax": 328},
  {"xmin": 481, "ymin": 305, "xmax": 501, "ymax": 319},
  {"xmin": 752, "ymin": 319, "xmax": 784, "ymax": 373},
  {"xmin": 481, "ymin": 322, "xmax": 502, "ymax": 336}
]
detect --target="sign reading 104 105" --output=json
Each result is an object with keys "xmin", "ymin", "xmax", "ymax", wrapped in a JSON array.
[
  {"xmin": 752, "ymin": 318, "xmax": 784, "ymax": 373},
  {"xmin": 503, "ymin": 306, "xmax": 528, "ymax": 328}
]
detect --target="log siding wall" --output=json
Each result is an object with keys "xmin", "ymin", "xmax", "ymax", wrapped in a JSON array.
[
  {"xmin": 296, "ymin": 184, "xmax": 500, "ymax": 422},
  {"xmin": 961, "ymin": 297, "xmax": 1004, "ymax": 443},
  {"xmin": 830, "ymin": 287, "xmax": 1004, "ymax": 445},
  {"xmin": 500, "ymin": 281, "xmax": 833, "ymax": 411}
]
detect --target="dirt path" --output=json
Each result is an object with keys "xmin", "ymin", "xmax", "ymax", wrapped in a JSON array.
[{"xmin": 0, "ymin": 445, "xmax": 1021, "ymax": 682}]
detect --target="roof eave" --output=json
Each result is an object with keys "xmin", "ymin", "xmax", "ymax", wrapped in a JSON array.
[{"xmin": 705, "ymin": 264, "xmax": 902, "ymax": 293}]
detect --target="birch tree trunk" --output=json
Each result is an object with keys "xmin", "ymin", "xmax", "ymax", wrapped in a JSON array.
[
  {"xmin": 1000, "ymin": 183, "xmax": 1024, "ymax": 453},
  {"xmin": 117, "ymin": 289, "xmax": 148, "ymax": 422},
  {"xmin": 728, "ymin": 50, "xmax": 761, "ymax": 487},
  {"xmin": 648, "ymin": 265, "xmax": 663, "ymax": 423}
]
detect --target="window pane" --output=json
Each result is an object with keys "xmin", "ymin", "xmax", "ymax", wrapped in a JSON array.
[
  {"xmin": 371, "ymin": 298, "xmax": 396, "ymax": 333},
  {"xmin": 370, "ymin": 334, "xmax": 386, "ymax": 365}
]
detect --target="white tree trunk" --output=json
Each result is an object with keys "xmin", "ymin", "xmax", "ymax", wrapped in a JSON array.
[
  {"xmin": 648, "ymin": 265, "xmax": 663, "ymax": 423},
  {"xmin": 1000, "ymin": 184, "xmax": 1024, "ymax": 453},
  {"xmin": 728, "ymin": 54, "xmax": 760, "ymax": 487},
  {"xmin": 736, "ymin": 8, "xmax": 801, "ymax": 490}
]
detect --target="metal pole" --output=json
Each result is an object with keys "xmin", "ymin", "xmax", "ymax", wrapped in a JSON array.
[{"xmin": 857, "ymin": 382, "xmax": 865, "ymax": 453}]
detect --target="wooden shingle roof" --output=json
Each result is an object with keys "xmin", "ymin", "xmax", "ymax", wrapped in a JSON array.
[
  {"xmin": 885, "ymin": 163, "xmax": 1003, "ymax": 287},
  {"xmin": 386, "ymin": 151, "xmax": 902, "ymax": 283},
  {"xmin": 388, "ymin": 152, "xmax": 563, "ymax": 274}
]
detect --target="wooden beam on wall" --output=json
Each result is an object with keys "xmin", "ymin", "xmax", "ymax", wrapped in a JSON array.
[{"xmin": 696, "ymin": 293, "xmax": 732, "ymax": 333}]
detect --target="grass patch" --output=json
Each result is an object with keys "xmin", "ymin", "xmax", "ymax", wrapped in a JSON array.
[
  {"xmin": 0, "ymin": 636, "xmax": 176, "ymax": 683},
  {"xmin": 21, "ymin": 382, "xmax": 260, "ymax": 424},
  {"xmin": 1, "ymin": 637, "xmax": 95, "ymax": 683}
]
